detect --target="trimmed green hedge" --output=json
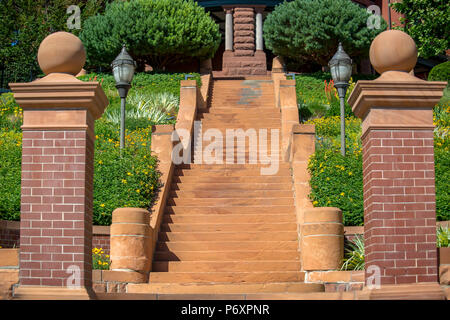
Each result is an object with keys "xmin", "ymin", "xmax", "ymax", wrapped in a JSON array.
[{"xmin": 428, "ymin": 61, "xmax": 450, "ymax": 83}]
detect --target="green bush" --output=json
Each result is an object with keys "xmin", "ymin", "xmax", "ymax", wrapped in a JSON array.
[
  {"xmin": 263, "ymin": 0, "xmax": 386, "ymax": 66},
  {"xmin": 428, "ymin": 61, "xmax": 450, "ymax": 83},
  {"xmin": 80, "ymin": 0, "xmax": 221, "ymax": 70},
  {"xmin": 0, "ymin": 93, "xmax": 22, "ymax": 131},
  {"xmin": 93, "ymin": 120, "xmax": 160, "ymax": 225},
  {"xmin": 0, "ymin": 131, "xmax": 21, "ymax": 221},
  {"xmin": 308, "ymin": 147, "xmax": 364, "ymax": 226}
]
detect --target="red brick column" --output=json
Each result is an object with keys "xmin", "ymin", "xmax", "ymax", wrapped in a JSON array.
[
  {"xmin": 9, "ymin": 32, "xmax": 108, "ymax": 298},
  {"xmin": 19, "ymin": 129, "xmax": 94, "ymax": 287},
  {"xmin": 350, "ymin": 79, "xmax": 446, "ymax": 286},
  {"xmin": 348, "ymin": 30, "xmax": 447, "ymax": 287},
  {"xmin": 361, "ymin": 128, "xmax": 439, "ymax": 284}
]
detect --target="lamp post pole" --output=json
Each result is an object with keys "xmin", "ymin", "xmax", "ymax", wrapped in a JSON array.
[
  {"xmin": 111, "ymin": 45, "xmax": 136, "ymax": 152},
  {"xmin": 335, "ymin": 84, "xmax": 348, "ymax": 156},
  {"xmin": 117, "ymin": 84, "xmax": 131, "ymax": 150},
  {"xmin": 328, "ymin": 43, "xmax": 353, "ymax": 157}
]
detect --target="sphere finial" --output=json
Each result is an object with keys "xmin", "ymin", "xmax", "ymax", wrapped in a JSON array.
[
  {"xmin": 37, "ymin": 32, "xmax": 86, "ymax": 76},
  {"xmin": 369, "ymin": 30, "xmax": 417, "ymax": 75}
]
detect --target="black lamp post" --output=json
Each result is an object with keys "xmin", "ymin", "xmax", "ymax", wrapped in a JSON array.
[
  {"xmin": 111, "ymin": 45, "xmax": 136, "ymax": 151},
  {"xmin": 328, "ymin": 43, "xmax": 353, "ymax": 156}
]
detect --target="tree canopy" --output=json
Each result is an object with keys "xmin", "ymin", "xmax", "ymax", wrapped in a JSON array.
[
  {"xmin": 391, "ymin": 0, "xmax": 449, "ymax": 58},
  {"xmin": 79, "ymin": 0, "xmax": 221, "ymax": 70},
  {"xmin": 0, "ymin": 0, "xmax": 108, "ymax": 83},
  {"xmin": 263, "ymin": 0, "xmax": 386, "ymax": 66}
]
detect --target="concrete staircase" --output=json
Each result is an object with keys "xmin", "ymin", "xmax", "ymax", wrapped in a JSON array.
[{"xmin": 128, "ymin": 79, "xmax": 324, "ymax": 294}]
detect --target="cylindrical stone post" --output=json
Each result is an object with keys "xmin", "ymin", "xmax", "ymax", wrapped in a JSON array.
[
  {"xmin": 348, "ymin": 30, "xmax": 447, "ymax": 285},
  {"xmin": 224, "ymin": 8, "xmax": 233, "ymax": 51},
  {"xmin": 301, "ymin": 208, "xmax": 344, "ymax": 271},
  {"xmin": 10, "ymin": 32, "xmax": 108, "ymax": 298},
  {"xmin": 110, "ymin": 208, "xmax": 152, "ymax": 283},
  {"xmin": 255, "ymin": 8, "xmax": 264, "ymax": 51}
]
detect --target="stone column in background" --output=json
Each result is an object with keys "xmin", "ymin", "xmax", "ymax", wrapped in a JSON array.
[
  {"xmin": 255, "ymin": 7, "xmax": 264, "ymax": 52},
  {"xmin": 10, "ymin": 32, "xmax": 108, "ymax": 299},
  {"xmin": 222, "ymin": 6, "xmax": 267, "ymax": 76},
  {"xmin": 348, "ymin": 30, "xmax": 447, "ymax": 286},
  {"xmin": 224, "ymin": 7, "xmax": 233, "ymax": 52}
]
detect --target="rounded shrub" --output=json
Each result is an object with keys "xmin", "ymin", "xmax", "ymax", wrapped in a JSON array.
[
  {"xmin": 428, "ymin": 61, "xmax": 450, "ymax": 83},
  {"xmin": 263, "ymin": 0, "xmax": 386, "ymax": 66},
  {"xmin": 80, "ymin": 0, "xmax": 221, "ymax": 70}
]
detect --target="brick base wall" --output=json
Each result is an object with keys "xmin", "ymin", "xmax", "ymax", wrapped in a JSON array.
[
  {"xmin": 1, "ymin": 220, "xmax": 109, "ymax": 254},
  {"xmin": 362, "ymin": 129, "xmax": 438, "ymax": 284},
  {"xmin": 19, "ymin": 130, "xmax": 94, "ymax": 287}
]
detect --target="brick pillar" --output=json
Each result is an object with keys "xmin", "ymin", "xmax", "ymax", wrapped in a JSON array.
[
  {"xmin": 348, "ymin": 32, "xmax": 447, "ymax": 285},
  {"xmin": 10, "ymin": 32, "xmax": 108, "ymax": 298}
]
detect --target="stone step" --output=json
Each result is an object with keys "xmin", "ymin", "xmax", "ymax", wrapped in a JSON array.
[
  {"xmin": 127, "ymin": 282, "xmax": 324, "ymax": 295},
  {"xmin": 148, "ymin": 271, "xmax": 304, "ymax": 283},
  {"xmin": 164, "ymin": 205, "xmax": 296, "ymax": 215},
  {"xmin": 199, "ymin": 120, "xmax": 280, "ymax": 125},
  {"xmin": 154, "ymin": 250, "xmax": 300, "ymax": 261},
  {"xmin": 169, "ymin": 190, "xmax": 292, "ymax": 199},
  {"xmin": 173, "ymin": 176, "xmax": 292, "ymax": 184},
  {"xmin": 208, "ymin": 107, "xmax": 278, "ymax": 111},
  {"xmin": 158, "ymin": 231, "xmax": 298, "ymax": 242},
  {"xmin": 152, "ymin": 261, "xmax": 301, "ymax": 272},
  {"xmin": 160, "ymin": 222, "xmax": 298, "ymax": 232},
  {"xmin": 204, "ymin": 109, "xmax": 279, "ymax": 115},
  {"xmin": 170, "ymin": 183, "xmax": 292, "ymax": 191},
  {"xmin": 174, "ymin": 168, "xmax": 290, "ymax": 176},
  {"xmin": 167, "ymin": 197, "xmax": 294, "ymax": 206},
  {"xmin": 177, "ymin": 163, "xmax": 290, "ymax": 169},
  {"xmin": 199, "ymin": 125, "xmax": 281, "ymax": 129},
  {"xmin": 157, "ymin": 241, "xmax": 298, "ymax": 251},
  {"xmin": 163, "ymin": 214, "xmax": 296, "ymax": 224}
]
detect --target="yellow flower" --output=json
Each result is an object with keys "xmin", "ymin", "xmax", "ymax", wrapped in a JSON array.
[
  {"xmin": 312, "ymin": 201, "xmax": 318, "ymax": 206},
  {"xmin": 348, "ymin": 172, "xmax": 353, "ymax": 176},
  {"xmin": 127, "ymin": 172, "xmax": 132, "ymax": 176},
  {"xmin": 122, "ymin": 179, "xmax": 127, "ymax": 184},
  {"xmin": 100, "ymin": 203, "xmax": 105, "ymax": 207},
  {"xmin": 136, "ymin": 189, "xmax": 140, "ymax": 193},
  {"xmin": 340, "ymin": 192, "xmax": 345, "ymax": 196},
  {"xmin": 98, "ymin": 160, "xmax": 103, "ymax": 165}
]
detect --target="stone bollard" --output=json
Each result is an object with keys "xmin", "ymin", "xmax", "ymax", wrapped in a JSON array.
[
  {"xmin": 301, "ymin": 207, "xmax": 344, "ymax": 271},
  {"xmin": 110, "ymin": 208, "xmax": 152, "ymax": 283}
]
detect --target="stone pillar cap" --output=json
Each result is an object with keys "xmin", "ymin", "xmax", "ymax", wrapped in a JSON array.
[
  {"xmin": 349, "ymin": 29, "xmax": 448, "ymax": 118},
  {"xmin": 9, "ymin": 31, "xmax": 108, "ymax": 120}
]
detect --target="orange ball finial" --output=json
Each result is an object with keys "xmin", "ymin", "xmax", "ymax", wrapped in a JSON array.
[
  {"xmin": 369, "ymin": 30, "xmax": 417, "ymax": 74},
  {"xmin": 37, "ymin": 32, "xmax": 86, "ymax": 76}
]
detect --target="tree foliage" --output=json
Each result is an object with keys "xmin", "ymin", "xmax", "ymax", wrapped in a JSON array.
[
  {"xmin": 263, "ymin": 0, "xmax": 386, "ymax": 66},
  {"xmin": 391, "ymin": 0, "xmax": 449, "ymax": 59},
  {"xmin": 79, "ymin": 0, "xmax": 221, "ymax": 70},
  {"xmin": 0, "ymin": 0, "xmax": 109, "ymax": 83}
]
